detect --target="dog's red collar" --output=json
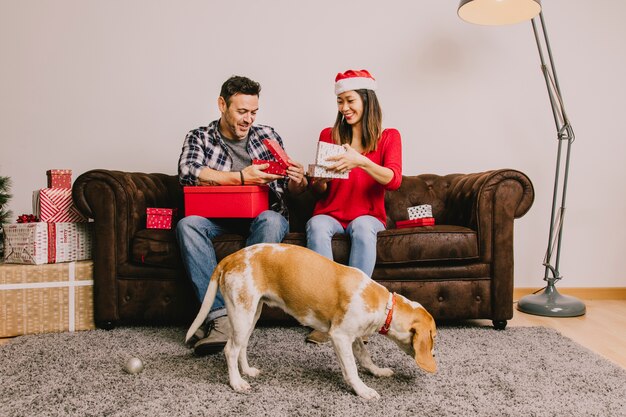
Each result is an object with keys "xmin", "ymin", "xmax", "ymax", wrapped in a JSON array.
[{"xmin": 378, "ymin": 292, "xmax": 396, "ymax": 335}]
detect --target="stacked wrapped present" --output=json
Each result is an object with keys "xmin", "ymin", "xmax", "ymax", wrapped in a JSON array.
[
  {"xmin": 396, "ymin": 204, "xmax": 436, "ymax": 229},
  {"xmin": 0, "ymin": 169, "xmax": 95, "ymax": 337}
]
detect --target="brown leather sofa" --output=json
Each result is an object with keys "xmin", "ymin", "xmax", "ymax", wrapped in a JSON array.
[{"xmin": 72, "ymin": 169, "xmax": 533, "ymax": 330}]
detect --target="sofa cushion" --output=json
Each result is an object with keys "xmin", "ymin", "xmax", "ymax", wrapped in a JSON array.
[
  {"xmin": 376, "ymin": 225, "xmax": 479, "ymax": 265},
  {"xmin": 132, "ymin": 224, "xmax": 478, "ymax": 269}
]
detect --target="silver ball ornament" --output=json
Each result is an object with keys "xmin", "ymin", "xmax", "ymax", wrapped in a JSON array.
[{"xmin": 124, "ymin": 357, "xmax": 144, "ymax": 374}]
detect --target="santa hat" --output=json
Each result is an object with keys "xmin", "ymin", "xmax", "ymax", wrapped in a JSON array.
[{"xmin": 334, "ymin": 69, "xmax": 377, "ymax": 95}]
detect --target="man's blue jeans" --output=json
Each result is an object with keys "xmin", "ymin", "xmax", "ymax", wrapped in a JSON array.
[
  {"xmin": 305, "ymin": 214, "xmax": 385, "ymax": 276},
  {"xmin": 176, "ymin": 210, "xmax": 289, "ymax": 321}
]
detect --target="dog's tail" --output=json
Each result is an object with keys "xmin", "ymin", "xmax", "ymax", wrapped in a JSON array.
[{"xmin": 184, "ymin": 267, "xmax": 222, "ymax": 344}]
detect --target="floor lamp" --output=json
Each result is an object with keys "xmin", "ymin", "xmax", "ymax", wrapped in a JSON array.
[{"xmin": 457, "ymin": 0, "xmax": 586, "ymax": 317}]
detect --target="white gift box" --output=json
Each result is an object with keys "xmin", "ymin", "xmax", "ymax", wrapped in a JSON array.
[
  {"xmin": 316, "ymin": 142, "xmax": 347, "ymax": 168},
  {"xmin": 408, "ymin": 205, "xmax": 432, "ymax": 220},
  {"xmin": 307, "ymin": 164, "xmax": 350, "ymax": 179},
  {"xmin": 2, "ymin": 222, "xmax": 93, "ymax": 265}
]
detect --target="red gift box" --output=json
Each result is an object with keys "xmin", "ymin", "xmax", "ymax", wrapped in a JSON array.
[
  {"xmin": 146, "ymin": 208, "xmax": 177, "ymax": 230},
  {"xmin": 33, "ymin": 189, "xmax": 87, "ymax": 222},
  {"xmin": 396, "ymin": 217, "xmax": 435, "ymax": 229},
  {"xmin": 253, "ymin": 159, "xmax": 287, "ymax": 176},
  {"xmin": 183, "ymin": 186, "xmax": 269, "ymax": 218},
  {"xmin": 46, "ymin": 170, "xmax": 72, "ymax": 189},
  {"xmin": 263, "ymin": 139, "xmax": 292, "ymax": 169}
]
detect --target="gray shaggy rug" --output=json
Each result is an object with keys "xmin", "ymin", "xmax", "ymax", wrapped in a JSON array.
[{"xmin": 1, "ymin": 325, "xmax": 625, "ymax": 417}]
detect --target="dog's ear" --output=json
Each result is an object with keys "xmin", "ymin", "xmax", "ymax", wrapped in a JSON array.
[{"xmin": 411, "ymin": 313, "xmax": 437, "ymax": 373}]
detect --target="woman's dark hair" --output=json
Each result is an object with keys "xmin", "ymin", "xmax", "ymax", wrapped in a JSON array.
[
  {"xmin": 220, "ymin": 76, "xmax": 261, "ymax": 106},
  {"xmin": 331, "ymin": 89, "xmax": 382, "ymax": 153}
]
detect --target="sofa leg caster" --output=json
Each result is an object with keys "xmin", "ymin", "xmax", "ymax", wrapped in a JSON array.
[
  {"xmin": 492, "ymin": 320, "xmax": 507, "ymax": 330},
  {"xmin": 96, "ymin": 321, "xmax": 116, "ymax": 330}
]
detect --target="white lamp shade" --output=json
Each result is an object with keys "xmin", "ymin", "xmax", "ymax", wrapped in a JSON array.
[{"xmin": 458, "ymin": 0, "xmax": 541, "ymax": 26}]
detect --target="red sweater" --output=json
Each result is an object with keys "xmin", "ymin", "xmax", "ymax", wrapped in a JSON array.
[{"xmin": 312, "ymin": 127, "xmax": 403, "ymax": 228}]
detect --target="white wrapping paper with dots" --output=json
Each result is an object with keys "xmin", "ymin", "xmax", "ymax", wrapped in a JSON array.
[
  {"xmin": 408, "ymin": 205, "xmax": 432, "ymax": 220},
  {"xmin": 307, "ymin": 141, "xmax": 351, "ymax": 179},
  {"xmin": 316, "ymin": 142, "xmax": 347, "ymax": 167}
]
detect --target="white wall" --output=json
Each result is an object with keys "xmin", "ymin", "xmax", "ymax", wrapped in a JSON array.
[{"xmin": 1, "ymin": 0, "xmax": 625, "ymax": 288}]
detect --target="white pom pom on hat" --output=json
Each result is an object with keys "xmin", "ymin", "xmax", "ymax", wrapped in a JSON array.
[{"xmin": 334, "ymin": 69, "xmax": 377, "ymax": 95}]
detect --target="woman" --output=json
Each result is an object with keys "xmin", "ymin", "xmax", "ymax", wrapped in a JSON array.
[{"xmin": 306, "ymin": 69, "xmax": 402, "ymax": 343}]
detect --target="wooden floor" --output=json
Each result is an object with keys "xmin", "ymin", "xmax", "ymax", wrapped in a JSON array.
[{"xmin": 2, "ymin": 299, "xmax": 625, "ymax": 369}]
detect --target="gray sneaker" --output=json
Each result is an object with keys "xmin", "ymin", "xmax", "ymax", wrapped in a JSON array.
[
  {"xmin": 193, "ymin": 316, "xmax": 231, "ymax": 356},
  {"xmin": 185, "ymin": 321, "xmax": 210, "ymax": 348}
]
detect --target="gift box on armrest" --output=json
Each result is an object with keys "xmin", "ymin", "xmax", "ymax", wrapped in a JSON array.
[{"xmin": 183, "ymin": 186, "xmax": 269, "ymax": 218}]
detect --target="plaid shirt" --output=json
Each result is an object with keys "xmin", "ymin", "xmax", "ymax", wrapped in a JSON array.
[{"xmin": 178, "ymin": 120, "xmax": 290, "ymax": 217}]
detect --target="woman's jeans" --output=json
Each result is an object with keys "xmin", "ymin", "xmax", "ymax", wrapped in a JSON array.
[
  {"xmin": 306, "ymin": 214, "xmax": 385, "ymax": 277},
  {"xmin": 176, "ymin": 210, "xmax": 289, "ymax": 321}
]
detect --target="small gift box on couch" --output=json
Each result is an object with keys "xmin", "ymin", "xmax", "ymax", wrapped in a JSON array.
[
  {"xmin": 408, "ymin": 204, "xmax": 433, "ymax": 220},
  {"xmin": 396, "ymin": 204, "xmax": 435, "ymax": 229},
  {"xmin": 396, "ymin": 218, "xmax": 435, "ymax": 229},
  {"xmin": 146, "ymin": 208, "xmax": 178, "ymax": 230},
  {"xmin": 307, "ymin": 141, "xmax": 350, "ymax": 179},
  {"xmin": 183, "ymin": 186, "xmax": 269, "ymax": 218}
]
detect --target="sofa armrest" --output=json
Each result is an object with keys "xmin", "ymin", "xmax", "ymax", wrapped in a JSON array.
[
  {"xmin": 72, "ymin": 169, "xmax": 183, "ymax": 324},
  {"xmin": 446, "ymin": 169, "xmax": 534, "ymax": 319},
  {"xmin": 445, "ymin": 169, "xmax": 534, "ymax": 260}
]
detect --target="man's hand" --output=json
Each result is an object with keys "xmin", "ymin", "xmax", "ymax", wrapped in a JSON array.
[{"xmin": 242, "ymin": 164, "xmax": 283, "ymax": 185}]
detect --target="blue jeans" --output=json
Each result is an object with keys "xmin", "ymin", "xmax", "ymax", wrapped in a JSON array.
[
  {"xmin": 176, "ymin": 210, "xmax": 289, "ymax": 321},
  {"xmin": 306, "ymin": 214, "xmax": 385, "ymax": 276}
]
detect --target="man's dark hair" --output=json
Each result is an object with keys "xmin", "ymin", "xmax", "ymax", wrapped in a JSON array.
[{"xmin": 220, "ymin": 76, "xmax": 261, "ymax": 105}]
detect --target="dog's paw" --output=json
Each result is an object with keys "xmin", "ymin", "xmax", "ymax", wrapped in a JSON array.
[
  {"xmin": 356, "ymin": 386, "xmax": 381, "ymax": 400},
  {"xmin": 372, "ymin": 367, "xmax": 394, "ymax": 377},
  {"xmin": 230, "ymin": 378, "xmax": 251, "ymax": 393},
  {"xmin": 243, "ymin": 367, "xmax": 261, "ymax": 377}
]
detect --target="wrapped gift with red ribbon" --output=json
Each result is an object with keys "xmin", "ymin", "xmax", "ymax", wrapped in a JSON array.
[{"xmin": 2, "ymin": 222, "xmax": 93, "ymax": 264}]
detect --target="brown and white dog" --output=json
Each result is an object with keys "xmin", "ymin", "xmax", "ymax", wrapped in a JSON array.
[{"xmin": 186, "ymin": 243, "xmax": 437, "ymax": 399}]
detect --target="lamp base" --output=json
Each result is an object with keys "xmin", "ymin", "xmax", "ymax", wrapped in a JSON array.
[{"xmin": 517, "ymin": 284, "xmax": 586, "ymax": 317}]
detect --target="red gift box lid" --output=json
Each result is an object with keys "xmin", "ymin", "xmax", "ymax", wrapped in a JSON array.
[{"xmin": 263, "ymin": 139, "xmax": 292, "ymax": 169}]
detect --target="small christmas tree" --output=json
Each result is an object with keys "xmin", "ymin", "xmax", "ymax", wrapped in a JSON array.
[{"xmin": 0, "ymin": 175, "xmax": 12, "ymax": 259}]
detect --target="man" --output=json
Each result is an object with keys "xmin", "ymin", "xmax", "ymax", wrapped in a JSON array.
[{"xmin": 177, "ymin": 75, "xmax": 307, "ymax": 355}]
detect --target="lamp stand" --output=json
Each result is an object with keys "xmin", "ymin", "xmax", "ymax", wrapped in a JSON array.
[{"xmin": 517, "ymin": 11, "xmax": 585, "ymax": 317}]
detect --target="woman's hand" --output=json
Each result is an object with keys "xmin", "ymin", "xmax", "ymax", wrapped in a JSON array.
[{"xmin": 326, "ymin": 144, "xmax": 368, "ymax": 173}]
